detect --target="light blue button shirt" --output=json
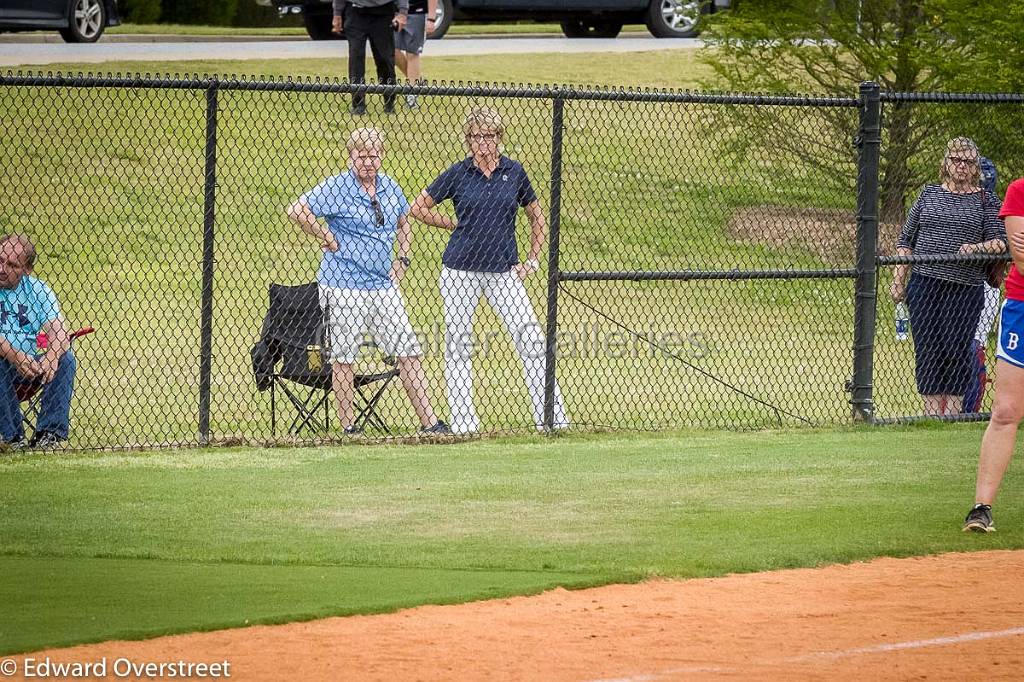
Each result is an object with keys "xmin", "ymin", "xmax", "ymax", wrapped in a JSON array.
[{"xmin": 303, "ymin": 171, "xmax": 410, "ymax": 290}]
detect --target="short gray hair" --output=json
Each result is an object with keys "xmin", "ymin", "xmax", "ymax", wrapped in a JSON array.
[
  {"xmin": 346, "ymin": 127, "xmax": 385, "ymax": 155},
  {"xmin": 1, "ymin": 234, "xmax": 36, "ymax": 269}
]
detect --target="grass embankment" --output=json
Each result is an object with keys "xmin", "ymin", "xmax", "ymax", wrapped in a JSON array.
[
  {"xmin": 1, "ymin": 50, "xmax": 985, "ymax": 444},
  {"xmin": 107, "ymin": 23, "xmax": 308, "ymax": 36},
  {"xmin": 0, "ymin": 423, "xmax": 1018, "ymax": 653}
]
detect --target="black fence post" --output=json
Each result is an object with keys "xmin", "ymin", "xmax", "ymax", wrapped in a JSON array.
[
  {"xmin": 851, "ymin": 81, "xmax": 882, "ymax": 423},
  {"xmin": 543, "ymin": 96, "xmax": 565, "ymax": 432},
  {"xmin": 198, "ymin": 79, "xmax": 219, "ymax": 445}
]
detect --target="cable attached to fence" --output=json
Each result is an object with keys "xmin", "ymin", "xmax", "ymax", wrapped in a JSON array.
[{"xmin": 557, "ymin": 284, "xmax": 812, "ymax": 427}]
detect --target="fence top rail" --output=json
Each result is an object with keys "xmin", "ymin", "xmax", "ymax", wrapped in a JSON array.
[
  {"xmin": 561, "ymin": 268, "xmax": 857, "ymax": 282},
  {"xmin": 877, "ymin": 253, "xmax": 1011, "ymax": 266},
  {"xmin": 0, "ymin": 71, "xmax": 861, "ymax": 106},
  {"xmin": 882, "ymin": 91, "xmax": 1024, "ymax": 104},
  {"xmin": 5, "ymin": 73, "xmax": 1022, "ymax": 104}
]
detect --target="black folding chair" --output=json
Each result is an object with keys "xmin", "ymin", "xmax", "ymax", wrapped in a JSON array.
[{"xmin": 251, "ymin": 282, "xmax": 400, "ymax": 436}]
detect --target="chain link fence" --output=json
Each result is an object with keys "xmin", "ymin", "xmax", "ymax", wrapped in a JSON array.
[
  {"xmin": 871, "ymin": 93, "xmax": 1024, "ymax": 423},
  {"xmin": 0, "ymin": 74, "xmax": 1021, "ymax": 449}
]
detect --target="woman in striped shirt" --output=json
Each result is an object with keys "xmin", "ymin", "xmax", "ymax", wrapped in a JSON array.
[{"xmin": 891, "ymin": 138, "xmax": 1006, "ymax": 416}]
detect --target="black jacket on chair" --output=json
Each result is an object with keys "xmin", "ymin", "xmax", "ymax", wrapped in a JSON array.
[{"xmin": 251, "ymin": 282, "xmax": 330, "ymax": 391}]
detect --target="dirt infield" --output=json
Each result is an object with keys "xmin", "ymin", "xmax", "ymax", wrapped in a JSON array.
[{"xmin": 16, "ymin": 551, "xmax": 1024, "ymax": 680}]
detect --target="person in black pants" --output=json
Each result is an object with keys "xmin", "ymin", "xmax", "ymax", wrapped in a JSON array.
[{"xmin": 333, "ymin": 0, "xmax": 408, "ymax": 115}]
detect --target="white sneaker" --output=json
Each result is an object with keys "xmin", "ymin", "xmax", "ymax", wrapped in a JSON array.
[{"xmin": 405, "ymin": 94, "xmax": 419, "ymax": 109}]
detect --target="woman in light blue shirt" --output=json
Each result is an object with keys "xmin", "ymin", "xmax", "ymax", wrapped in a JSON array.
[{"xmin": 289, "ymin": 127, "xmax": 448, "ymax": 435}]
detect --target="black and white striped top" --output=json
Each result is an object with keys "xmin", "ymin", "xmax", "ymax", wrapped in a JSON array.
[{"xmin": 897, "ymin": 184, "xmax": 1005, "ymax": 285}]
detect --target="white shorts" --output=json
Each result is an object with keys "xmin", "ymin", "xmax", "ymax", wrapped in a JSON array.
[{"xmin": 318, "ymin": 284, "xmax": 422, "ymax": 364}]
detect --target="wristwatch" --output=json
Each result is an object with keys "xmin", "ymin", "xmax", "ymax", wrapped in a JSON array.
[
  {"xmin": 524, "ymin": 258, "xmax": 540, "ymax": 272},
  {"xmin": 398, "ymin": 256, "xmax": 411, "ymax": 267}
]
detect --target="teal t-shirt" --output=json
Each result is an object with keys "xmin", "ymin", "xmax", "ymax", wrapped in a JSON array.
[{"xmin": 0, "ymin": 275, "xmax": 61, "ymax": 354}]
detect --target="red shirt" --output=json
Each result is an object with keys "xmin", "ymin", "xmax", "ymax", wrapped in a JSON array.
[{"xmin": 1001, "ymin": 179, "xmax": 1024, "ymax": 301}]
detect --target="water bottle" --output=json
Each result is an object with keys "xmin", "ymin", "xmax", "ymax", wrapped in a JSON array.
[{"xmin": 895, "ymin": 302, "xmax": 909, "ymax": 341}]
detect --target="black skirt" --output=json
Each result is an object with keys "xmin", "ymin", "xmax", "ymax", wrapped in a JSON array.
[{"xmin": 906, "ymin": 272, "xmax": 984, "ymax": 395}]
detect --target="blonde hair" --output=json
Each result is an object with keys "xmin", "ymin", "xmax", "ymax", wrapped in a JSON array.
[
  {"xmin": 462, "ymin": 106, "xmax": 505, "ymax": 153},
  {"xmin": 346, "ymin": 127, "xmax": 385, "ymax": 155},
  {"xmin": 940, "ymin": 136, "xmax": 981, "ymax": 188}
]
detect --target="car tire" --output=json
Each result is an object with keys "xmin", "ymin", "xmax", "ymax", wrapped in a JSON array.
[
  {"xmin": 304, "ymin": 12, "xmax": 341, "ymax": 41},
  {"xmin": 560, "ymin": 20, "xmax": 623, "ymax": 38},
  {"xmin": 645, "ymin": 0, "xmax": 705, "ymax": 38},
  {"xmin": 429, "ymin": 0, "xmax": 454, "ymax": 39},
  {"xmin": 59, "ymin": 0, "xmax": 106, "ymax": 43}
]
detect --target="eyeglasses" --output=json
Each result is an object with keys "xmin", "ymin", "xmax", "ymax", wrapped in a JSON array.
[
  {"xmin": 948, "ymin": 156, "xmax": 978, "ymax": 166},
  {"xmin": 468, "ymin": 132, "xmax": 499, "ymax": 142},
  {"xmin": 370, "ymin": 198, "xmax": 384, "ymax": 227}
]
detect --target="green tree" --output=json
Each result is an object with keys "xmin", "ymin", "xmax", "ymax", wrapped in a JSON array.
[
  {"xmin": 159, "ymin": 0, "xmax": 239, "ymax": 26},
  {"xmin": 933, "ymin": 0, "xmax": 1024, "ymax": 93},
  {"xmin": 231, "ymin": 0, "xmax": 302, "ymax": 27},
  {"xmin": 701, "ymin": 0, "xmax": 1022, "ymax": 222},
  {"xmin": 118, "ymin": 0, "xmax": 162, "ymax": 24}
]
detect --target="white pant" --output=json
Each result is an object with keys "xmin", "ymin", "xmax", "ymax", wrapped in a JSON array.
[
  {"xmin": 319, "ymin": 285, "xmax": 422, "ymax": 364},
  {"xmin": 439, "ymin": 266, "xmax": 569, "ymax": 433}
]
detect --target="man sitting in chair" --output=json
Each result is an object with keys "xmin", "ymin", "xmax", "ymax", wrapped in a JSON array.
[
  {"xmin": 0, "ymin": 234, "xmax": 76, "ymax": 449},
  {"xmin": 288, "ymin": 127, "xmax": 449, "ymax": 435}
]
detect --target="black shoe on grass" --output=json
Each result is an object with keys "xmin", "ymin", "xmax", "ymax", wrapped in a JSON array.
[
  {"xmin": 29, "ymin": 431, "xmax": 66, "ymax": 451},
  {"xmin": 962, "ymin": 503, "xmax": 995, "ymax": 533},
  {"xmin": 420, "ymin": 420, "xmax": 451, "ymax": 435},
  {"xmin": 0, "ymin": 437, "xmax": 27, "ymax": 453}
]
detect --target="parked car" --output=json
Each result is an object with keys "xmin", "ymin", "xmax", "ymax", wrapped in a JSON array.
[
  {"xmin": 257, "ymin": 0, "xmax": 729, "ymax": 41},
  {"xmin": 0, "ymin": 0, "xmax": 121, "ymax": 42}
]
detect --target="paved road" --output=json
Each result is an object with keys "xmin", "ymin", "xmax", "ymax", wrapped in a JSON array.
[{"xmin": 0, "ymin": 35, "xmax": 700, "ymax": 67}]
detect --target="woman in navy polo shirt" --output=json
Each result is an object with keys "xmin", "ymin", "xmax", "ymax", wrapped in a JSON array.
[{"xmin": 411, "ymin": 106, "xmax": 569, "ymax": 434}]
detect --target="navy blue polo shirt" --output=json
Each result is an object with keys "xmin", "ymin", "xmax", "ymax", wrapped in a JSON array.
[{"xmin": 426, "ymin": 155, "xmax": 538, "ymax": 272}]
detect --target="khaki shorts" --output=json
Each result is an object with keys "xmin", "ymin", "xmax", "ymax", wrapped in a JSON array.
[{"xmin": 319, "ymin": 284, "xmax": 422, "ymax": 363}]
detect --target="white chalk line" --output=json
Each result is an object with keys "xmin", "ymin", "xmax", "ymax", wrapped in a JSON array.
[
  {"xmin": 587, "ymin": 626, "xmax": 1024, "ymax": 682},
  {"xmin": 787, "ymin": 626, "xmax": 1024, "ymax": 662}
]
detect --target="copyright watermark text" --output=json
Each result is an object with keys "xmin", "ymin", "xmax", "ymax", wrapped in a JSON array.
[{"xmin": 1, "ymin": 657, "xmax": 231, "ymax": 678}]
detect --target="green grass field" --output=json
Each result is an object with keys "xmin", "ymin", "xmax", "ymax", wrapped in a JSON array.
[
  {"xmin": 1, "ymin": 424, "xmax": 1020, "ymax": 654},
  {"xmin": 0, "ymin": 49, "xmax": 1018, "ymax": 661}
]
